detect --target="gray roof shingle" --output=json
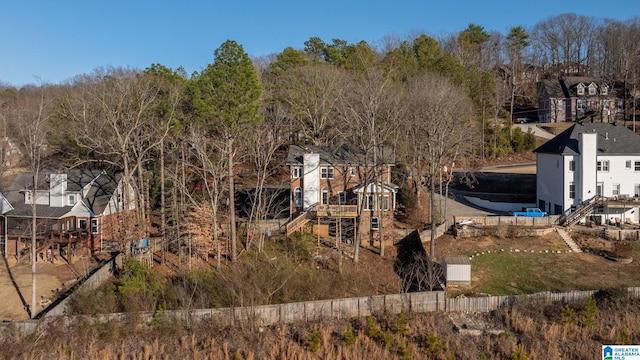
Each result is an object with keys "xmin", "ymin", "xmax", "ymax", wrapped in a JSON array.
[{"xmin": 534, "ymin": 123, "xmax": 640, "ymax": 155}]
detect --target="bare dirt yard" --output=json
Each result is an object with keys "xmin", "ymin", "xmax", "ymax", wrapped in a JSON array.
[{"xmin": 0, "ymin": 255, "xmax": 97, "ymax": 320}]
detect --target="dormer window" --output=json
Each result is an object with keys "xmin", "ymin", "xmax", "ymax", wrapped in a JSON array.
[
  {"xmin": 576, "ymin": 83, "xmax": 585, "ymax": 95},
  {"xmin": 600, "ymin": 85, "xmax": 608, "ymax": 95},
  {"xmin": 588, "ymin": 83, "xmax": 597, "ymax": 95}
]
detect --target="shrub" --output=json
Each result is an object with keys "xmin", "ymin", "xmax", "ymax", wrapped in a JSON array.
[
  {"xmin": 512, "ymin": 343, "xmax": 528, "ymax": 360},
  {"xmin": 306, "ymin": 327, "xmax": 322, "ymax": 352},
  {"xmin": 118, "ymin": 257, "xmax": 163, "ymax": 312},
  {"xmin": 425, "ymin": 332, "xmax": 445, "ymax": 356},
  {"xmin": 561, "ymin": 304, "xmax": 578, "ymax": 325},
  {"xmin": 366, "ymin": 316, "xmax": 381, "ymax": 339},
  {"xmin": 342, "ymin": 322, "xmax": 356, "ymax": 347},
  {"xmin": 396, "ymin": 310, "xmax": 410, "ymax": 335},
  {"xmin": 582, "ymin": 297, "xmax": 597, "ymax": 328}
]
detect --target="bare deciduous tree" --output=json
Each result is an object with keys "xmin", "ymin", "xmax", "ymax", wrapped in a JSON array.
[
  {"xmin": 8, "ymin": 84, "xmax": 56, "ymax": 318},
  {"xmin": 404, "ymin": 72, "xmax": 476, "ymax": 259},
  {"xmin": 338, "ymin": 65, "xmax": 405, "ymax": 261}
]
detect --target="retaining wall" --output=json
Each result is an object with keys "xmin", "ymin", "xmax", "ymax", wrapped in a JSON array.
[{"xmin": 41, "ymin": 253, "xmax": 122, "ymax": 317}]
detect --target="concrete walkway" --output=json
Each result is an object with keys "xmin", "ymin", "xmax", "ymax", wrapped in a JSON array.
[{"xmin": 555, "ymin": 227, "xmax": 582, "ymax": 253}]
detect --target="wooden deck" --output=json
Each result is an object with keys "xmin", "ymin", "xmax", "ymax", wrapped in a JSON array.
[{"xmin": 315, "ymin": 205, "xmax": 358, "ymax": 218}]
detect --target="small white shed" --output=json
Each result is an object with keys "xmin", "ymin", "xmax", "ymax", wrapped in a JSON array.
[{"xmin": 442, "ymin": 256, "xmax": 471, "ymax": 286}]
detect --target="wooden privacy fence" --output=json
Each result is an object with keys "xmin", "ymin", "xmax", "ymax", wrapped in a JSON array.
[
  {"xmin": 96, "ymin": 291, "xmax": 446, "ymax": 328},
  {"xmin": 445, "ymin": 290, "xmax": 599, "ymax": 312},
  {"xmin": 7, "ymin": 287, "xmax": 640, "ymax": 336},
  {"xmin": 94, "ymin": 288, "xmax": 639, "ymax": 328}
]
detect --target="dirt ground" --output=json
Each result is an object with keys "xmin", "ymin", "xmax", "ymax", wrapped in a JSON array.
[{"xmin": 0, "ymin": 255, "xmax": 96, "ymax": 320}]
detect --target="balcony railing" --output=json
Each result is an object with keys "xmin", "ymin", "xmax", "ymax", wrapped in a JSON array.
[{"xmin": 315, "ymin": 205, "xmax": 358, "ymax": 218}]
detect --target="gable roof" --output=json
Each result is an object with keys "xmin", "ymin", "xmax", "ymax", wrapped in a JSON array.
[
  {"xmin": 287, "ymin": 144, "xmax": 395, "ymax": 167},
  {"xmin": 4, "ymin": 169, "xmax": 122, "ymax": 219},
  {"xmin": 541, "ymin": 76, "xmax": 625, "ymax": 100},
  {"xmin": 353, "ymin": 180, "xmax": 399, "ymax": 194},
  {"xmin": 534, "ymin": 122, "xmax": 640, "ymax": 156},
  {"xmin": 539, "ymin": 79, "xmax": 568, "ymax": 99}
]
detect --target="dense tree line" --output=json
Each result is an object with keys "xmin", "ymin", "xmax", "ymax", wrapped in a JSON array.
[{"xmin": 0, "ymin": 13, "xmax": 638, "ymax": 265}]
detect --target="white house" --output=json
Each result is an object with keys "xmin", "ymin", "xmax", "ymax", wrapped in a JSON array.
[{"xmin": 535, "ymin": 122, "xmax": 640, "ymax": 224}]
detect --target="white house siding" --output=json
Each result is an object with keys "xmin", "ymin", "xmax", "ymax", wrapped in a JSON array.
[
  {"xmin": 578, "ymin": 133, "xmax": 597, "ymax": 203},
  {"xmin": 564, "ymin": 154, "xmax": 580, "ymax": 209},
  {"xmin": 536, "ymin": 153, "xmax": 565, "ymax": 215}
]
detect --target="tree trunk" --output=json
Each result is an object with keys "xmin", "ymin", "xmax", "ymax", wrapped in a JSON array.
[
  {"xmin": 30, "ymin": 171, "xmax": 37, "ymax": 319},
  {"xmin": 160, "ymin": 141, "xmax": 166, "ymax": 264},
  {"xmin": 228, "ymin": 137, "xmax": 237, "ymax": 262}
]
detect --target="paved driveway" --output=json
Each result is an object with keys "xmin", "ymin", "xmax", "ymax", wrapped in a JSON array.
[
  {"xmin": 433, "ymin": 191, "xmax": 495, "ymax": 225},
  {"xmin": 514, "ymin": 123, "xmax": 555, "ymax": 139}
]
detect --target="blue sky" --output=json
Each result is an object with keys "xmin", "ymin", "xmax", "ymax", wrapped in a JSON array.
[{"xmin": 1, "ymin": 0, "xmax": 638, "ymax": 87}]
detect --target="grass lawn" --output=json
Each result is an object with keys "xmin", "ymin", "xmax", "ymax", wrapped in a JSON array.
[{"xmin": 436, "ymin": 230, "xmax": 640, "ymax": 297}]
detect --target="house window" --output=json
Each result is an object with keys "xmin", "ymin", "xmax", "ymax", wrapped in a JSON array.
[
  {"xmin": 558, "ymin": 99, "xmax": 563, "ymax": 108},
  {"xmin": 338, "ymin": 191, "xmax": 347, "ymax": 204},
  {"xmin": 577, "ymin": 99, "xmax": 585, "ymax": 110},
  {"xmin": 569, "ymin": 183, "xmax": 576, "ymax": 199},
  {"xmin": 597, "ymin": 160, "xmax": 609, "ymax": 172},
  {"xmin": 321, "ymin": 188, "xmax": 329, "ymax": 205},
  {"xmin": 577, "ymin": 84, "xmax": 585, "ymax": 95},
  {"xmin": 25, "ymin": 191, "xmax": 32, "ymax": 204},
  {"xmin": 627, "ymin": 160, "xmax": 632, "ymax": 169},
  {"xmin": 364, "ymin": 195, "xmax": 374, "ymax": 211},
  {"xmin": 90, "ymin": 218, "xmax": 99, "ymax": 234},
  {"xmin": 370, "ymin": 217, "xmax": 380, "ymax": 231},
  {"xmin": 320, "ymin": 167, "xmax": 334, "ymax": 179},
  {"xmin": 378, "ymin": 195, "xmax": 390, "ymax": 211},
  {"xmin": 569, "ymin": 160, "xmax": 575, "ymax": 171},
  {"xmin": 293, "ymin": 187, "xmax": 302, "ymax": 207},
  {"xmin": 68, "ymin": 194, "xmax": 76, "ymax": 205},
  {"xmin": 597, "ymin": 183, "xmax": 604, "ymax": 196},
  {"xmin": 635, "ymin": 184, "xmax": 640, "ymax": 197},
  {"xmin": 601, "ymin": 86, "xmax": 608, "ymax": 95},
  {"xmin": 635, "ymin": 161, "xmax": 640, "ymax": 172},
  {"xmin": 618, "ymin": 100, "xmax": 624, "ymax": 110},
  {"xmin": 612, "ymin": 184, "xmax": 620, "ymax": 196},
  {"xmin": 292, "ymin": 167, "xmax": 302, "ymax": 178},
  {"xmin": 588, "ymin": 84, "xmax": 596, "ymax": 95},
  {"xmin": 350, "ymin": 167, "xmax": 357, "ymax": 177},
  {"xmin": 78, "ymin": 219, "xmax": 87, "ymax": 230}
]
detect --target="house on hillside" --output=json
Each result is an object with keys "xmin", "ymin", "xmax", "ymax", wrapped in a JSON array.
[
  {"xmin": 535, "ymin": 122, "xmax": 640, "ymax": 225},
  {"xmin": 285, "ymin": 144, "xmax": 398, "ymax": 245},
  {"xmin": 537, "ymin": 76, "xmax": 626, "ymax": 123},
  {"xmin": 1, "ymin": 169, "xmax": 136, "ymax": 258}
]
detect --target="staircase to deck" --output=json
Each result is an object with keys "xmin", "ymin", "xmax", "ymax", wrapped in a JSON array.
[
  {"xmin": 557, "ymin": 195, "xmax": 605, "ymax": 227},
  {"xmin": 286, "ymin": 211, "xmax": 314, "ymax": 235}
]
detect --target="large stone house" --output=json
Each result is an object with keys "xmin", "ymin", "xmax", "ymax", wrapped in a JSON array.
[
  {"xmin": 537, "ymin": 76, "xmax": 626, "ymax": 123},
  {"xmin": 535, "ymin": 122, "xmax": 640, "ymax": 225},
  {"xmin": 285, "ymin": 144, "xmax": 398, "ymax": 245}
]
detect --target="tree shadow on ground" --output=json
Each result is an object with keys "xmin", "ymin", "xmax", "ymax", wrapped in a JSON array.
[
  {"xmin": 1, "ymin": 254, "xmax": 30, "ymax": 318},
  {"xmin": 394, "ymin": 230, "xmax": 443, "ymax": 292}
]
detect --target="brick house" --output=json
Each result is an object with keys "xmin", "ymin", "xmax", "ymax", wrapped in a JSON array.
[
  {"xmin": 537, "ymin": 76, "xmax": 626, "ymax": 123},
  {"xmin": 1, "ymin": 169, "xmax": 136, "ymax": 258},
  {"xmin": 285, "ymin": 144, "xmax": 398, "ymax": 245}
]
